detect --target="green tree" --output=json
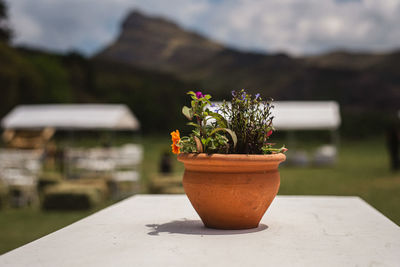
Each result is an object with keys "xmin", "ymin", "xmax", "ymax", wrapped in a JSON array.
[
  {"xmin": 0, "ymin": 0, "xmax": 11, "ymax": 42},
  {"xmin": 0, "ymin": 44, "xmax": 43, "ymax": 117}
]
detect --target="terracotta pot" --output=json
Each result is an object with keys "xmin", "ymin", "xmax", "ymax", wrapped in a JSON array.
[{"xmin": 177, "ymin": 153, "xmax": 286, "ymax": 230}]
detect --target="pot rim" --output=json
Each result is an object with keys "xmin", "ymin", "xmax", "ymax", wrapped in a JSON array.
[{"xmin": 177, "ymin": 152, "xmax": 286, "ymax": 163}]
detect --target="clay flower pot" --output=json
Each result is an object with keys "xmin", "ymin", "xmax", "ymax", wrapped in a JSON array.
[{"xmin": 177, "ymin": 153, "xmax": 286, "ymax": 230}]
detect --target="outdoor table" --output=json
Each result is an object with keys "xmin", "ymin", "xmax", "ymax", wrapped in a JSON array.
[{"xmin": 1, "ymin": 195, "xmax": 399, "ymax": 266}]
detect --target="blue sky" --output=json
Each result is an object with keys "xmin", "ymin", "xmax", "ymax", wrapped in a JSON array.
[{"xmin": 7, "ymin": 0, "xmax": 400, "ymax": 56}]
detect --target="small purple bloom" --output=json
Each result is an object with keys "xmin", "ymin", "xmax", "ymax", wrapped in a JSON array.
[
  {"xmin": 195, "ymin": 91, "xmax": 204, "ymax": 99},
  {"xmin": 255, "ymin": 93, "xmax": 260, "ymax": 99},
  {"xmin": 231, "ymin": 90, "xmax": 235, "ymax": 97},
  {"xmin": 241, "ymin": 92, "xmax": 246, "ymax": 100},
  {"xmin": 211, "ymin": 103, "xmax": 215, "ymax": 107}
]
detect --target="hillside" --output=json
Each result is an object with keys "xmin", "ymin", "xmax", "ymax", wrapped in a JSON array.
[
  {"xmin": 0, "ymin": 44, "xmax": 194, "ymax": 133},
  {"xmin": 97, "ymin": 10, "xmax": 400, "ymax": 116}
]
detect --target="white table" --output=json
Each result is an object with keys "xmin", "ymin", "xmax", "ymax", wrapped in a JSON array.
[{"xmin": 1, "ymin": 195, "xmax": 399, "ymax": 266}]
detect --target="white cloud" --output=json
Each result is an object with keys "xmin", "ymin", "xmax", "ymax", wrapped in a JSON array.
[
  {"xmin": 196, "ymin": 0, "xmax": 400, "ymax": 54},
  {"xmin": 6, "ymin": 0, "xmax": 400, "ymax": 55}
]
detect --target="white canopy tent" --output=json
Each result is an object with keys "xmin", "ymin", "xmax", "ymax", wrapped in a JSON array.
[
  {"xmin": 272, "ymin": 101, "xmax": 341, "ymax": 166},
  {"xmin": 272, "ymin": 101, "xmax": 341, "ymax": 131},
  {"xmin": 1, "ymin": 104, "xmax": 140, "ymax": 131},
  {"xmin": 1, "ymin": 104, "xmax": 142, "ymax": 182},
  {"xmin": 210, "ymin": 100, "xmax": 341, "ymax": 166}
]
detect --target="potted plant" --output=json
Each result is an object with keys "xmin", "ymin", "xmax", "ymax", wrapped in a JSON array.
[{"xmin": 171, "ymin": 90, "xmax": 287, "ymax": 230}]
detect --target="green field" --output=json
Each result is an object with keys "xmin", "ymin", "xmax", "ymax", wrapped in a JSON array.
[
  {"xmin": 0, "ymin": 208, "xmax": 97, "ymax": 254},
  {"xmin": 0, "ymin": 135, "xmax": 399, "ymax": 255}
]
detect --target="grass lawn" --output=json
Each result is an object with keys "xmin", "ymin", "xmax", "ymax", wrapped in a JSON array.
[
  {"xmin": 0, "ymin": 204, "xmax": 110, "ymax": 254},
  {"xmin": 279, "ymin": 139, "xmax": 400, "ymax": 225},
  {"xmin": 0, "ymin": 135, "xmax": 399, "ymax": 255}
]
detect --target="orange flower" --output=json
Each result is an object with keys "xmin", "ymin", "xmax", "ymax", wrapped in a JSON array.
[{"xmin": 171, "ymin": 130, "xmax": 181, "ymax": 154}]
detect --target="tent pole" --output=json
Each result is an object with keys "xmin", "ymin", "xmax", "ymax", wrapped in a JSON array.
[
  {"xmin": 287, "ymin": 130, "xmax": 296, "ymax": 149},
  {"xmin": 331, "ymin": 129, "xmax": 340, "ymax": 149},
  {"xmin": 65, "ymin": 129, "xmax": 75, "ymax": 179}
]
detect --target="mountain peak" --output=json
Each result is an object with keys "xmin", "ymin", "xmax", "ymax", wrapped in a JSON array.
[
  {"xmin": 97, "ymin": 10, "xmax": 223, "ymax": 72},
  {"xmin": 122, "ymin": 10, "xmax": 181, "ymax": 32}
]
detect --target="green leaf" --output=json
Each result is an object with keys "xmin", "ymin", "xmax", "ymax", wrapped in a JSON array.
[
  {"xmin": 210, "ymin": 128, "xmax": 237, "ymax": 148},
  {"xmin": 205, "ymin": 137, "xmax": 212, "ymax": 146},
  {"xmin": 205, "ymin": 94, "xmax": 212, "ymax": 100},
  {"xmin": 182, "ymin": 106, "xmax": 192, "ymax": 120},
  {"xmin": 209, "ymin": 112, "xmax": 228, "ymax": 128},
  {"xmin": 186, "ymin": 122, "xmax": 200, "ymax": 128}
]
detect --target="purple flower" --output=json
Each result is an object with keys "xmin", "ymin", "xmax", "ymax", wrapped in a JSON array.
[
  {"xmin": 231, "ymin": 91, "xmax": 235, "ymax": 97},
  {"xmin": 255, "ymin": 93, "xmax": 260, "ymax": 100},
  {"xmin": 195, "ymin": 91, "xmax": 204, "ymax": 99},
  {"xmin": 241, "ymin": 92, "xmax": 246, "ymax": 100}
]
